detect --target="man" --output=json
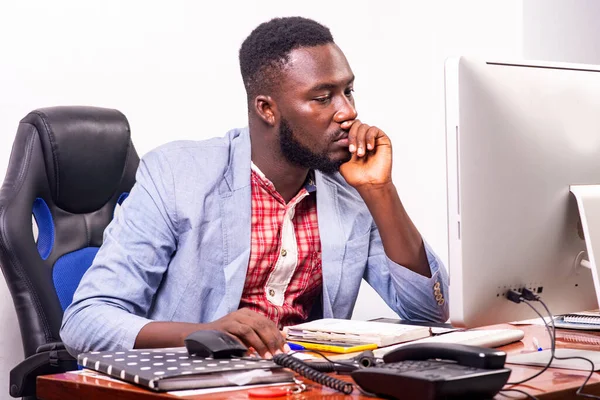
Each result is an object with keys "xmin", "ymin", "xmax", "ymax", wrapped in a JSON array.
[{"xmin": 61, "ymin": 16, "xmax": 449, "ymax": 358}]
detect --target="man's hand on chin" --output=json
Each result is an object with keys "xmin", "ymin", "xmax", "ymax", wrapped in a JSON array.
[{"xmin": 338, "ymin": 119, "xmax": 393, "ymax": 192}]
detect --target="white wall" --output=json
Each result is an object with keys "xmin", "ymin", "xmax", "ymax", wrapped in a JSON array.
[
  {"xmin": 523, "ymin": 0, "xmax": 600, "ymax": 65},
  {"xmin": 0, "ymin": 0, "xmax": 522, "ymax": 396}
]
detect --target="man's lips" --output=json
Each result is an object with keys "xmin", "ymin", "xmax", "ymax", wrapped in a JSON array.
[
  {"xmin": 332, "ymin": 131, "xmax": 349, "ymax": 147},
  {"xmin": 333, "ymin": 131, "xmax": 349, "ymax": 142}
]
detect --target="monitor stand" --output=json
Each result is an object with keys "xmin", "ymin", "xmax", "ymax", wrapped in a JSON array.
[{"xmin": 571, "ymin": 185, "xmax": 600, "ymax": 308}]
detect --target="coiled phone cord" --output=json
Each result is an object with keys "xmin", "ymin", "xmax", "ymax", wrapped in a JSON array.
[{"xmin": 272, "ymin": 353, "xmax": 354, "ymax": 394}]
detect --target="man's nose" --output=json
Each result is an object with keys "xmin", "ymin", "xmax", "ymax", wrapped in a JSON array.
[{"xmin": 333, "ymin": 96, "xmax": 358, "ymax": 124}]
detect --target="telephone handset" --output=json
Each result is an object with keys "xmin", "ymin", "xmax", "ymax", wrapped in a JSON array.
[
  {"xmin": 351, "ymin": 342, "xmax": 512, "ymax": 400},
  {"xmin": 382, "ymin": 342, "xmax": 507, "ymax": 368}
]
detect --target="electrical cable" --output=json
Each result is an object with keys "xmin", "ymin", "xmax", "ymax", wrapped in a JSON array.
[
  {"xmin": 290, "ymin": 349, "xmax": 378, "ymax": 372},
  {"xmin": 505, "ymin": 288, "xmax": 600, "ymax": 399},
  {"xmin": 505, "ymin": 297, "xmax": 555, "ymax": 385},
  {"xmin": 498, "ymin": 388, "xmax": 539, "ymax": 400},
  {"xmin": 532, "ymin": 294, "xmax": 600, "ymax": 400}
]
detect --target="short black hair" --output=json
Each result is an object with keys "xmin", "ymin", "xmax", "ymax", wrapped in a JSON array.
[{"xmin": 239, "ymin": 17, "xmax": 334, "ymax": 100}]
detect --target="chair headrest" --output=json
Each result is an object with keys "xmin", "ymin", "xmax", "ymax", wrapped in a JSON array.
[{"xmin": 21, "ymin": 106, "xmax": 133, "ymax": 214}]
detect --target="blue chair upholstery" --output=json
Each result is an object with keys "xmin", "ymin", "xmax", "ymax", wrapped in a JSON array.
[{"xmin": 0, "ymin": 106, "xmax": 139, "ymax": 399}]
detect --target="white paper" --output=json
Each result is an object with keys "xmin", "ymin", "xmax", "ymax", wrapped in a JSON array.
[
  {"xmin": 507, "ymin": 349, "xmax": 600, "ymax": 371},
  {"xmin": 509, "ymin": 317, "xmax": 553, "ymax": 326},
  {"xmin": 168, "ymin": 382, "xmax": 292, "ymax": 397},
  {"xmin": 290, "ymin": 352, "xmax": 318, "ymax": 360},
  {"xmin": 286, "ymin": 318, "xmax": 426, "ymax": 335},
  {"xmin": 225, "ymin": 369, "xmax": 273, "ymax": 386}
]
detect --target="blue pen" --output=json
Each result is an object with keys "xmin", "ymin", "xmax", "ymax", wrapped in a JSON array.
[
  {"xmin": 532, "ymin": 337, "xmax": 543, "ymax": 351},
  {"xmin": 287, "ymin": 342, "xmax": 306, "ymax": 351}
]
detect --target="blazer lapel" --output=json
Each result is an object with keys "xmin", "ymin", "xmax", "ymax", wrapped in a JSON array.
[
  {"xmin": 218, "ymin": 128, "xmax": 252, "ymax": 316},
  {"xmin": 315, "ymin": 172, "xmax": 345, "ymax": 317}
]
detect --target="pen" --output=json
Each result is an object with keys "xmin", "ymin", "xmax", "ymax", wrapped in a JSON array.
[
  {"xmin": 287, "ymin": 342, "xmax": 306, "ymax": 351},
  {"xmin": 532, "ymin": 337, "xmax": 542, "ymax": 351}
]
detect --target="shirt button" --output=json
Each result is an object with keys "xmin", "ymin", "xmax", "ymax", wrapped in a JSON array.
[
  {"xmin": 280, "ymin": 249, "xmax": 287, "ymax": 257},
  {"xmin": 269, "ymin": 289, "xmax": 275, "ymax": 297}
]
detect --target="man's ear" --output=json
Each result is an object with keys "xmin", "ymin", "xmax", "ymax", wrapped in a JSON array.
[{"xmin": 254, "ymin": 95, "xmax": 278, "ymax": 127}]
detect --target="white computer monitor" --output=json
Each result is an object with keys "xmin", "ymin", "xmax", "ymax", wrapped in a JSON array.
[{"xmin": 445, "ymin": 57, "xmax": 600, "ymax": 328}]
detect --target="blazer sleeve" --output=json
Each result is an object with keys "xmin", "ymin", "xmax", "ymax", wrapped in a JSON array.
[
  {"xmin": 60, "ymin": 149, "xmax": 178, "ymax": 356},
  {"xmin": 362, "ymin": 222, "xmax": 450, "ymax": 322}
]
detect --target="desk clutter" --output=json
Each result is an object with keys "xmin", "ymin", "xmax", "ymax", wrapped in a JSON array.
[
  {"xmin": 77, "ymin": 348, "xmax": 294, "ymax": 391},
  {"xmin": 48, "ymin": 318, "xmax": 600, "ymax": 400},
  {"xmin": 76, "ymin": 322, "xmax": 522, "ymax": 399}
]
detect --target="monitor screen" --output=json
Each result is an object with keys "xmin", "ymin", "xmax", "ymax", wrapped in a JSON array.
[{"xmin": 444, "ymin": 57, "xmax": 600, "ymax": 328}]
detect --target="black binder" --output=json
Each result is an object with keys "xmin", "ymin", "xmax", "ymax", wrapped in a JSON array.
[{"xmin": 77, "ymin": 347, "xmax": 294, "ymax": 391}]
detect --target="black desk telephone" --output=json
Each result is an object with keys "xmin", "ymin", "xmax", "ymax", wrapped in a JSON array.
[{"xmin": 351, "ymin": 342, "xmax": 511, "ymax": 400}]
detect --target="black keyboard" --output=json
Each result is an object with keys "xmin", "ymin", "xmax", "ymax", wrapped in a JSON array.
[{"xmin": 352, "ymin": 359, "xmax": 511, "ymax": 400}]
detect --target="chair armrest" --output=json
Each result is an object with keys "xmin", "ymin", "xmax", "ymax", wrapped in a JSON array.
[{"xmin": 9, "ymin": 342, "xmax": 77, "ymax": 398}]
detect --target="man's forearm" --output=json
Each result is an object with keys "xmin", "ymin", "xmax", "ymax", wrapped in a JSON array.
[
  {"xmin": 135, "ymin": 321, "xmax": 205, "ymax": 348},
  {"xmin": 357, "ymin": 182, "xmax": 431, "ymax": 278},
  {"xmin": 134, "ymin": 309, "xmax": 287, "ymax": 358}
]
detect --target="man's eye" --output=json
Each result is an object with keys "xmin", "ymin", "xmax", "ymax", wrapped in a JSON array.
[
  {"xmin": 345, "ymin": 88, "xmax": 354, "ymax": 97},
  {"xmin": 314, "ymin": 96, "xmax": 331, "ymax": 104}
]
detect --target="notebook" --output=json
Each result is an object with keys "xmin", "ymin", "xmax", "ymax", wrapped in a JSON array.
[
  {"xmin": 77, "ymin": 347, "xmax": 294, "ymax": 391},
  {"xmin": 556, "ymin": 330, "xmax": 600, "ymax": 346},
  {"xmin": 554, "ymin": 311, "xmax": 600, "ymax": 331},
  {"xmin": 284, "ymin": 318, "xmax": 431, "ymax": 347}
]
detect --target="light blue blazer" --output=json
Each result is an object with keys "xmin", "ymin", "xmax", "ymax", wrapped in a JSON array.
[{"xmin": 61, "ymin": 128, "xmax": 449, "ymax": 355}]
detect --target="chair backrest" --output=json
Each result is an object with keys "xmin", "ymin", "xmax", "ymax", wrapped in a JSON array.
[{"xmin": 0, "ymin": 106, "xmax": 139, "ymax": 358}]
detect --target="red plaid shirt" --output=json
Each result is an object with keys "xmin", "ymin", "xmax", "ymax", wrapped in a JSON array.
[{"xmin": 239, "ymin": 166, "xmax": 322, "ymax": 328}]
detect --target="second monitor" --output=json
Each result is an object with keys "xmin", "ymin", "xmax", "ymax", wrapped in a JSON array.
[{"xmin": 445, "ymin": 57, "xmax": 600, "ymax": 327}]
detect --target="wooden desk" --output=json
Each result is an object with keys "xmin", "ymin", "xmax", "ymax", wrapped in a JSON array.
[{"xmin": 37, "ymin": 324, "xmax": 600, "ymax": 400}]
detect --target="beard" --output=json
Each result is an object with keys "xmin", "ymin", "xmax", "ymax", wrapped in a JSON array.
[{"xmin": 279, "ymin": 119, "xmax": 351, "ymax": 174}]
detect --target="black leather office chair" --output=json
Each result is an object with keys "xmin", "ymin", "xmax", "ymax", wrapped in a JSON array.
[{"xmin": 0, "ymin": 106, "xmax": 139, "ymax": 399}]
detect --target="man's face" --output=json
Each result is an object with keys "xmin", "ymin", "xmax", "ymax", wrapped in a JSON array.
[{"xmin": 274, "ymin": 43, "xmax": 358, "ymax": 174}]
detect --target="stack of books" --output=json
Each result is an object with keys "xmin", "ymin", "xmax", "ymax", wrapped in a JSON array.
[{"xmin": 284, "ymin": 318, "xmax": 431, "ymax": 348}]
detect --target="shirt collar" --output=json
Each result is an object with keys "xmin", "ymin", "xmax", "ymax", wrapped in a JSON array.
[{"xmin": 251, "ymin": 162, "xmax": 316, "ymax": 193}]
